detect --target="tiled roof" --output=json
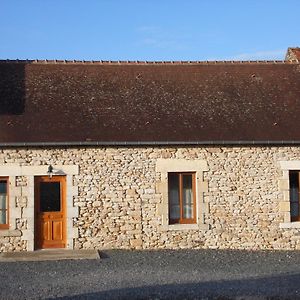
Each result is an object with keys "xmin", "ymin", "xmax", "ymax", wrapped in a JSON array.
[
  {"xmin": 0, "ymin": 54, "xmax": 300, "ymax": 145},
  {"xmin": 0, "ymin": 59, "xmax": 287, "ymax": 65}
]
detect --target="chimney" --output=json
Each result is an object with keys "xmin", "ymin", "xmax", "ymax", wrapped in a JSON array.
[{"xmin": 285, "ymin": 47, "xmax": 300, "ymax": 62}]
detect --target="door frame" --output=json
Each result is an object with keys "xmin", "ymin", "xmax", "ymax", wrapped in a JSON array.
[{"xmin": 34, "ymin": 175, "xmax": 67, "ymax": 250}]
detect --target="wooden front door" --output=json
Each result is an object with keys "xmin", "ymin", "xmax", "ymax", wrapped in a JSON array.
[{"xmin": 34, "ymin": 176, "xmax": 66, "ymax": 249}]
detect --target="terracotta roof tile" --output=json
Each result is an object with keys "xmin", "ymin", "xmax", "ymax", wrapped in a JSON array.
[{"xmin": 0, "ymin": 58, "xmax": 300, "ymax": 145}]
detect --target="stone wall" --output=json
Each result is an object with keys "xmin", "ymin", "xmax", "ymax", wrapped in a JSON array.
[{"xmin": 1, "ymin": 146, "xmax": 300, "ymax": 252}]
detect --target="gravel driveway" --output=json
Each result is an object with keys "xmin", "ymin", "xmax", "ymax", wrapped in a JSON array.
[{"xmin": 1, "ymin": 249, "xmax": 300, "ymax": 299}]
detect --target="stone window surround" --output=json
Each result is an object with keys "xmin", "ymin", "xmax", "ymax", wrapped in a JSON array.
[
  {"xmin": 0, "ymin": 164, "xmax": 79, "ymax": 251},
  {"xmin": 156, "ymin": 159, "xmax": 209, "ymax": 231},
  {"xmin": 278, "ymin": 161, "xmax": 300, "ymax": 229}
]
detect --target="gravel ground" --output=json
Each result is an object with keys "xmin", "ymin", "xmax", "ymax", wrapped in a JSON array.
[{"xmin": 1, "ymin": 249, "xmax": 300, "ymax": 299}]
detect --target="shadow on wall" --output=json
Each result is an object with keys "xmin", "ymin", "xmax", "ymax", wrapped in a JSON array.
[
  {"xmin": 0, "ymin": 63, "xmax": 26, "ymax": 115},
  {"xmin": 56, "ymin": 272, "xmax": 300, "ymax": 300}
]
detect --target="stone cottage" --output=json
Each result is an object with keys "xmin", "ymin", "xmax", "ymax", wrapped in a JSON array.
[{"xmin": 0, "ymin": 47, "xmax": 300, "ymax": 252}]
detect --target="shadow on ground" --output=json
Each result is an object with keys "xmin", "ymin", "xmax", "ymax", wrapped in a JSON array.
[{"xmin": 55, "ymin": 272, "xmax": 300, "ymax": 300}]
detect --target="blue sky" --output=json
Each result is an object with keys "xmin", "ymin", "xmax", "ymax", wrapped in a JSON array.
[{"xmin": 0, "ymin": 0, "xmax": 299, "ymax": 61}]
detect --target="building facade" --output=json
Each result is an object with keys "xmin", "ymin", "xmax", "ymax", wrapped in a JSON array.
[{"xmin": 1, "ymin": 48, "xmax": 300, "ymax": 252}]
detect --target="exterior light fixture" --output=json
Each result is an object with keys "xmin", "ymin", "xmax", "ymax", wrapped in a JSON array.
[{"xmin": 47, "ymin": 165, "xmax": 53, "ymax": 178}]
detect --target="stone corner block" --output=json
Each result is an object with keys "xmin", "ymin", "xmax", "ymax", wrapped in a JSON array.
[
  {"xmin": 21, "ymin": 230, "xmax": 34, "ymax": 240},
  {"xmin": 282, "ymin": 191, "xmax": 290, "ymax": 201},
  {"xmin": 10, "ymin": 207, "xmax": 22, "ymax": 219},
  {"xmin": 0, "ymin": 229, "xmax": 22, "ymax": 237},
  {"xmin": 66, "ymin": 239, "xmax": 74, "ymax": 249},
  {"xmin": 27, "ymin": 240, "xmax": 34, "ymax": 251},
  {"xmin": 155, "ymin": 182, "xmax": 165, "ymax": 193},
  {"xmin": 279, "ymin": 202, "xmax": 290, "ymax": 212},
  {"xmin": 156, "ymin": 158, "xmax": 208, "ymax": 173},
  {"xmin": 283, "ymin": 212, "xmax": 291, "ymax": 223},
  {"xmin": 198, "ymin": 223, "xmax": 210, "ymax": 230},
  {"xmin": 199, "ymin": 180, "xmax": 208, "ymax": 193},
  {"xmin": 278, "ymin": 179, "xmax": 289, "ymax": 191},
  {"xmin": 9, "ymin": 186, "xmax": 22, "ymax": 197},
  {"xmin": 68, "ymin": 206, "xmax": 79, "ymax": 218},
  {"xmin": 70, "ymin": 186, "xmax": 79, "ymax": 196},
  {"xmin": 279, "ymin": 160, "xmax": 300, "ymax": 171},
  {"xmin": 0, "ymin": 165, "xmax": 21, "ymax": 176},
  {"xmin": 22, "ymin": 208, "xmax": 34, "ymax": 219},
  {"xmin": 72, "ymin": 227, "xmax": 79, "ymax": 238},
  {"xmin": 201, "ymin": 202, "xmax": 209, "ymax": 214},
  {"xmin": 279, "ymin": 222, "xmax": 300, "ymax": 229}
]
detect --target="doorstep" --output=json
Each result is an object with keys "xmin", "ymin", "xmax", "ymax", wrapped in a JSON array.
[{"xmin": 0, "ymin": 249, "xmax": 100, "ymax": 262}]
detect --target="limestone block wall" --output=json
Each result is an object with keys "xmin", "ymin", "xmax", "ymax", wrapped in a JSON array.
[{"xmin": 0, "ymin": 146, "xmax": 300, "ymax": 252}]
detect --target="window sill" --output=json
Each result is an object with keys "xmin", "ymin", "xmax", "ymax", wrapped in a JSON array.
[
  {"xmin": 279, "ymin": 222, "xmax": 300, "ymax": 229},
  {"xmin": 161, "ymin": 223, "xmax": 209, "ymax": 231},
  {"xmin": 0, "ymin": 229, "xmax": 22, "ymax": 237}
]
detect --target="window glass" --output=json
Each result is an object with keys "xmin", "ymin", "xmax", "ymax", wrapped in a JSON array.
[
  {"xmin": 0, "ymin": 194, "xmax": 6, "ymax": 210},
  {"xmin": 168, "ymin": 172, "xmax": 195, "ymax": 224},
  {"xmin": 168, "ymin": 173, "xmax": 180, "ymax": 221},
  {"xmin": 182, "ymin": 174, "xmax": 193, "ymax": 219},
  {"xmin": 40, "ymin": 182, "xmax": 61, "ymax": 212},
  {"xmin": 0, "ymin": 181, "xmax": 6, "ymax": 194},
  {"xmin": 0, "ymin": 194, "xmax": 6, "ymax": 209},
  {"xmin": 0, "ymin": 180, "xmax": 7, "ymax": 226},
  {"xmin": 289, "ymin": 171, "xmax": 300, "ymax": 221},
  {"xmin": 291, "ymin": 202, "xmax": 299, "ymax": 218},
  {"xmin": 0, "ymin": 210, "xmax": 6, "ymax": 224},
  {"xmin": 290, "ymin": 172, "xmax": 298, "ymax": 201}
]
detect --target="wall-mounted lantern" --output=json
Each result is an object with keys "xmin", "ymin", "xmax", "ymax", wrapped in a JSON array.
[{"xmin": 47, "ymin": 165, "xmax": 53, "ymax": 178}]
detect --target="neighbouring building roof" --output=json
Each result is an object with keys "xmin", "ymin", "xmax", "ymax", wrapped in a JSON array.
[
  {"xmin": 285, "ymin": 47, "xmax": 300, "ymax": 63},
  {"xmin": 0, "ymin": 48, "xmax": 300, "ymax": 146}
]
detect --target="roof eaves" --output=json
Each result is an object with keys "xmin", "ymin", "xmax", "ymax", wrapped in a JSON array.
[
  {"xmin": 0, "ymin": 59, "xmax": 289, "ymax": 65},
  {"xmin": 0, "ymin": 140, "xmax": 300, "ymax": 148}
]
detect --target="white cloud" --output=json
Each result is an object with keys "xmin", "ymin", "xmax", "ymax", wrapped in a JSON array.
[{"xmin": 228, "ymin": 49, "xmax": 286, "ymax": 61}]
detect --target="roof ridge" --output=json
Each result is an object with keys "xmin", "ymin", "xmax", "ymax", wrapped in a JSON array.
[{"xmin": 0, "ymin": 59, "xmax": 292, "ymax": 65}]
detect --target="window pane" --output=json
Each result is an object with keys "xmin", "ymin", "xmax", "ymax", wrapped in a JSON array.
[
  {"xmin": 0, "ymin": 210, "xmax": 6, "ymax": 224},
  {"xmin": 40, "ymin": 182, "xmax": 61, "ymax": 212},
  {"xmin": 168, "ymin": 173, "xmax": 180, "ymax": 221},
  {"xmin": 182, "ymin": 174, "xmax": 193, "ymax": 219},
  {"xmin": 290, "ymin": 172, "xmax": 299, "ymax": 200},
  {"xmin": 290, "ymin": 172, "xmax": 300, "ymax": 218},
  {"xmin": 291, "ymin": 202, "xmax": 299, "ymax": 218},
  {"xmin": 0, "ymin": 194, "xmax": 6, "ymax": 210},
  {"xmin": 0, "ymin": 181, "xmax": 6, "ymax": 194}
]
